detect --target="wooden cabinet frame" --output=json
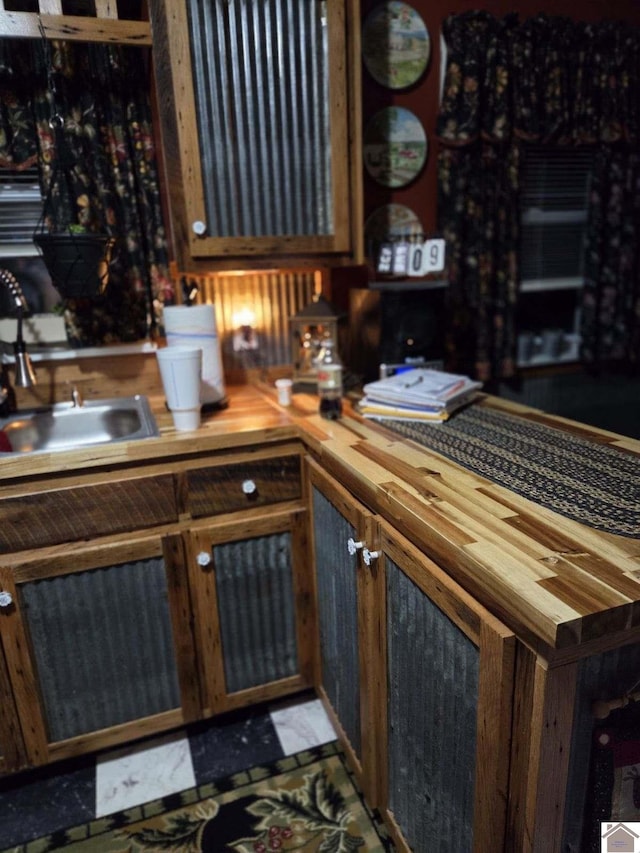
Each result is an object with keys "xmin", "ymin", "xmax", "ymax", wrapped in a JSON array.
[
  {"xmin": 149, "ymin": 0, "xmax": 362, "ymax": 270},
  {"xmin": 0, "ymin": 530, "xmax": 199, "ymax": 765},
  {"xmin": 184, "ymin": 505, "xmax": 314, "ymax": 717},
  {"xmin": 377, "ymin": 520, "xmax": 516, "ymax": 852},
  {"xmin": 307, "ymin": 457, "xmax": 517, "ymax": 851}
]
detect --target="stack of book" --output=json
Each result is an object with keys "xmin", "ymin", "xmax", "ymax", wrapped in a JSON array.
[{"xmin": 358, "ymin": 368, "xmax": 482, "ymax": 423}]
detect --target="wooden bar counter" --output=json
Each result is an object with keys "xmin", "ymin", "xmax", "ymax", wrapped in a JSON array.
[{"xmin": 1, "ymin": 382, "xmax": 638, "ymax": 852}]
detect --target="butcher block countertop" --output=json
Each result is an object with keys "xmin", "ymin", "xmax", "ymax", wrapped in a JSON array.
[{"xmin": 2, "ymin": 383, "xmax": 639, "ymax": 660}]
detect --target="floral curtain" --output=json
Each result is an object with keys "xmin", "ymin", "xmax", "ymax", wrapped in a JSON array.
[
  {"xmin": 436, "ymin": 12, "xmax": 640, "ymax": 381},
  {"xmin": 0, "ymin": 38, "xmax": 172, "ymax": 345}
]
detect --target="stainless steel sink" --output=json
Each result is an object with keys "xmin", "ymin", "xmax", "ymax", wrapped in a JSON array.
[{"xmin": 0, "ymin": 395, "xmax": 159, "ymax": 454}]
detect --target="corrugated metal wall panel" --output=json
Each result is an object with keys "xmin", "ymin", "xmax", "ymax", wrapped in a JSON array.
[
  {"xmin": 186, "ymin": 269, "xmax": 318, "ymax": 369},
  {"xmin": 563, "ymin": 644, "xmax": 640, "ymax": 852},
  {"xmin": 387, "ymin": 558, "xmax": 478, "ymax": 852},
  {"xmin": 20, "ymin": 559, "xmax": 181, "ymax": 743},
  {"xmin": 187, "ymin": 0, "xmax": 332, "ymax": 238},
  {"xmin": 312, "ymin": 486, "xmax": 361, "ymax": 757},
  {"xmin": 214, "ymin": 532, "xmax": 298, "ymax": 693}
]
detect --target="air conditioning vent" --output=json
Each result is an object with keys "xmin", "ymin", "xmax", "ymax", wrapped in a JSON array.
[{"xmin": 0, "ymin": 167, "xmax": 43, "ymax": 258}]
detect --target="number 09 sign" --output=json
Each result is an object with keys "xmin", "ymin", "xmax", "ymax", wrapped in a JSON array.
[{"xmin": 376, "ymin": 238, "xmax": 446, "ymax": 277}]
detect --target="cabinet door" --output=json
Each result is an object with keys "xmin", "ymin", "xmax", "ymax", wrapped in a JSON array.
[
  {"xmin": 306, "ymin": 458, "xmax": 379, "ymax": 802},
  {"xmin": 0, "ymin": 532, "xmax": 199, "ymax": 766},
  {"xmin": 150, "ymin": 0, "xmax": 359, "ymax": 268},
  {"xmin": 0, "ymin": 636, "xmax": 26, "ymax": 775},
  {"xmin": 185, "ymin": 506, "xmax": 313, "ymax": 716},
  {"xmin": 377, "ymin": 520, "xmax": 516, "ymax": 853}
]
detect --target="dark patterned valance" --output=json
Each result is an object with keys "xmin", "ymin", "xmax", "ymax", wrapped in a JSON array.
[{"xmin": 437, "ymin": 12, "xmax": 640, "ymax": 147}]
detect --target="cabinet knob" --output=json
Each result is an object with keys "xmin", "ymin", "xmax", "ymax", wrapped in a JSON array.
[
  {"xmin": 192, "ymin": 220, "xmax": 207, "ymax": 236},
  {"xmin": 363, "ymin": 548, "xmax": 380, "ymax": 567},
  {"xmin": 242, "ymin": 479, "xmax": 257, "ymax": 495},
  {"xmin": 347, "ymin": 538, "xmax": 364, "ymax": 556},
  {"xmin": 0, "ymin": 590, "xmax": 13, "ymax": 608},
  {"xmin": 196, "ymin": 551, "xmax": 212, "ymax": 567}
]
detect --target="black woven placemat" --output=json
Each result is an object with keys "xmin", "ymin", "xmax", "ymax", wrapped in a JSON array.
[{"xmin": 371, "ymin": 405, "xmax": 640, "ymax": 538}]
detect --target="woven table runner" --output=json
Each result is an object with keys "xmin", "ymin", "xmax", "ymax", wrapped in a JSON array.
[{"xmin": 372, "ymin": 404, "xmax": 640, "ymax": 538}]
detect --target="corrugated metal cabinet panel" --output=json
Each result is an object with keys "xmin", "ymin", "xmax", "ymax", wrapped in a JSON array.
[
  {"xmin": 0, "ymin": 532, "xmax": 200, "ymax": 767},
  {"xmin": 184, "ymin": 506, "xmax": 313, "ymax": 716},
  {"xmin": 306, "ymin": 457, "xmax": 379, "ymax": 804},
  {"xmin": 378, "ymin": 522, "xmax": 516, "ymax": 853},
  {"xmin": 150, "ymin": 0, "xmax": 361, "ymax": 270}
]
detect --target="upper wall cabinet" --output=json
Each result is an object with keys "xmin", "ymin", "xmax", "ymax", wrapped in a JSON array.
[{"xmin": 150, "ymin": 0, "xmax": 362, "ymax": 271}]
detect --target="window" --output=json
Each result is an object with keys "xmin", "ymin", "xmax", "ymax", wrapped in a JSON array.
[
  {"xmin": 519, "ymin": 145, "xmax": 594, "ymax": 291},
  {"xmin": 517, "ymin": 146, "xmax": 594, "ymax": 365},
  {"xmin": 0, "ymin": 167, "xmax": 42, "ymax": 259}
]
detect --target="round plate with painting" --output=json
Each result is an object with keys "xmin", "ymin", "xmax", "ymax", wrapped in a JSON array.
[
  {"xmin": 364, "ymin": 106, "xmax": 427, "ymax": 188},
  {"xmin": 362, "ymin": 2, "xmax": 430, "ymax": 90},
  {"xmin": 364, "ymin": 204, "xmax": 424, "ymax": 244}
]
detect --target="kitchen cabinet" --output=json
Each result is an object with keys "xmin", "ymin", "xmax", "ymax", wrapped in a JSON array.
[
  {"xmin": 306, "ymin": 458, "xmax": 378, "ymax": 802},
  {"xmin": 149, "ymin": 0, "xmax": 363, "ymax": 271},
  {"xmin": 0, "ymin": 442, "xmax": 312, "ymax": 770},
  {"xmin": 184, "ymin": 506, "xmax": 313, "ymax": 716},
  {"xmin": 0, "ymin": 530, "xmax": 199, "ymax": 766},
  {"xmin": 307, "ymin": 458, "xmax": 516, "ymax": 851},
  {"xmin": 0, "ymin": 638, "xmax": 25, "ymax": 774}
]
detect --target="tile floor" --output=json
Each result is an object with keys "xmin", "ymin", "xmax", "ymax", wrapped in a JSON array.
[{"xmin": 0, "ymin": 692, "xmax": 336, "ymax": 850}]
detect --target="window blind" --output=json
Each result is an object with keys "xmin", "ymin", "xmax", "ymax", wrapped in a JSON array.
[
  {"xmin": 519, "ymin": 146, "xmax": 593, "ymax": 289},
  {"xmin": 0, "ymin": 167, "xmax": 42, "ymax": 258}
]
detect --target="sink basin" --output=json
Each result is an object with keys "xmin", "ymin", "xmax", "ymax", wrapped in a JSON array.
[{"xmin": 0, "ymin": 395, "xmax": 160, "ymax": 454}]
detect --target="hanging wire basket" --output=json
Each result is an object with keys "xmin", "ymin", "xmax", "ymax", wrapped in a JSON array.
[
  {"xmin": 34, "ymin": 229, "xmax": 116, "ymax": 299},
  {"xmin": 33, "ymin": 30, "xmax": 116, "ymax": 300}
]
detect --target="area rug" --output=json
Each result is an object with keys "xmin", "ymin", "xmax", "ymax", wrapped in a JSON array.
[
  {"xmin": 4, "ymin": 742, "xmax": 394, "ymax": 853},
  {"xmin": 371, "ymin": 403, "xmax": 640, "ymax": 538}
]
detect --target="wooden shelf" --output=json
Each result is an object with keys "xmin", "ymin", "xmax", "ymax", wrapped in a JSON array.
[{"xmin": 0, "ymin": 6, "xmax": 151, "ymax": 46}]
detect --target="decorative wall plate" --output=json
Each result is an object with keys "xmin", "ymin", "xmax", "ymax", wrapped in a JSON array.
[
  {"xmin": 362, "ymin": 2, "xmax": 430, "ymax": 90},
  {"xmin": 363, "ymin": 106, "xmax": 427, "ymax": 188},
  {"xmin": 364, "ymin": 204, "xmax": 424, "ymax": 243}
]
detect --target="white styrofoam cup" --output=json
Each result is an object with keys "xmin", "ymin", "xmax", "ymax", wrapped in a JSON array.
[{"xmin": 156, "ymin": 345, "xmax": 202, "ymax": 431}]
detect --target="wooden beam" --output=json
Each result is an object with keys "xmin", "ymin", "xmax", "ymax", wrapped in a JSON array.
[{"xmin": 0, "ymin": 11, "xmax": 151, "ymax": 45}]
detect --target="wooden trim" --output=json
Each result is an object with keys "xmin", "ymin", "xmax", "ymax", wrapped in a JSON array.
[
  {"xmin": 0, "ymin": 567, "xmax": 50, "ymax": 766},
  {"xmin": 47, "ymin": 709, "xmax": 184, "ymax": 762},
  {"xmin": 473, "ymin": 621, "xmax": 516, "ymax": 851},
  {"xmin": 505, "ymin": 642, "xmax": 538, "ymax": 849},
  {"xmin": 345, "ymin": 0, "xmax": 363, "ymax": 264},
  {"xmin": 163, "ymin": 533, "xmax": 202, "ymax": 723},
  {"xmin": 317, "ymin": 683, "xmax": 365, "ymax": 785},
  {"xmin": 0, "ymin": 638, "xmax": 27, "ymax": 773},
  {"xmin": 530, "ymin": 660, "xmax": 579, "ymax": 853},
  {"xmin": 10, "ymin": 529, "xmax": 180, "ymax": 583},
  {"xmin": 217, "ymin": 675, "xmax": 308, "ymax": 714},
  {"xmin": 0, "ymin": 11, "xmax": 152, "ymax": 44},
  {"xmin": 359, "ymin": 511, "xmax": 385, "ymax": 809},
  {"xmin": 183, "ymin": 527, "xmax": 226, "ymax": 716},
  {"xmin": 290, "ymin": 509, "xmax": 316, "ymax": 687}
]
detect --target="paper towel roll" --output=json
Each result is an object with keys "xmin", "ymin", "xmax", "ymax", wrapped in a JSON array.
[{"xmin": 163, "ymin": 305, "xmax": 226, "ymax": 405}]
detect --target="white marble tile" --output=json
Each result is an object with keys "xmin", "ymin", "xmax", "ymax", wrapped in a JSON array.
[
  {"xmin": 269, "ymin": 697, "xmax": 337, "ymax": 755},
  {"xmin": 95, "ymin": 731, "xmax": 196, "ymax": 818}
]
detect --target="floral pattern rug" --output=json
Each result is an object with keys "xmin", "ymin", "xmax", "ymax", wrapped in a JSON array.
[{"xmin": 4, "ymin": 742, "xmax": 393, "ymax": 853}]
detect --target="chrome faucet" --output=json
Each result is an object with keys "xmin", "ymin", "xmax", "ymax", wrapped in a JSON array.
[{"xmin": 0, "ymin": 268, "xmax": 36, "ymax": 416}]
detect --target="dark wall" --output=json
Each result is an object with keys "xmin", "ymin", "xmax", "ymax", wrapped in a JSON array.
[{"xmin": 360, "ymin": 0, "xmax": 640, "ymax": 238}]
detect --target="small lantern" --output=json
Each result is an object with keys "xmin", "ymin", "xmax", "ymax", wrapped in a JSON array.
[{"xmin": 289, "ymin": 294, "xmax": 339, "ymax": 388}]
